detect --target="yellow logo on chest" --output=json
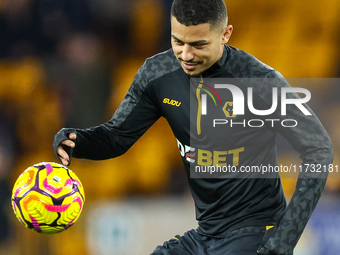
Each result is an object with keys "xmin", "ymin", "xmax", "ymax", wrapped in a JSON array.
[{"xmin": 163, "ymin": 98, "xmax": 181, "ymax": 107}]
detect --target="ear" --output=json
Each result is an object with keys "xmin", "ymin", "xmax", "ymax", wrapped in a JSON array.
[{"xmin": 222, "ymin": 25, "xmax": 233, "ymax": 44}]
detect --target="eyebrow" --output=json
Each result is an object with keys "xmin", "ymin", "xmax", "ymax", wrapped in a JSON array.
[{"xmin": 171, "ymin": 35, "xmax": 208, "ymax": 45}]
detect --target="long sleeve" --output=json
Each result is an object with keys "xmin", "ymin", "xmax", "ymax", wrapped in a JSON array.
[
  {"xmin": 53, "ymin": 61, "xmax": 161, "ymax": 161},
  {"xmin": 257, "ymin": 72, "xmax": 334, "ymax": 255}
]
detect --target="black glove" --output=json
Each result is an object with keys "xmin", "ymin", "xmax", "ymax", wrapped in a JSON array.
[{"xmin": 53, "ymin": 128, "xmax": 77, "ymax": 164}]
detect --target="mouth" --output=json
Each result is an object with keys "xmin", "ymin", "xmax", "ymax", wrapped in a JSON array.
[{"xmin": 183, "ymin": 62, "xmax": 197, "ymax": 70}]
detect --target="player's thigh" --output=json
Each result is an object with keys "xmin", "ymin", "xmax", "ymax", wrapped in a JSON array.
[
  {"xmin": 150, "ymin": 230, "xmax": 198, "ymax": 255},
  {"xmin": 208, "ymin": 227, "xmax": 265, "ymax": 255},
  {"xmin": 151, "ymin": 227, "xmax": 265, "ymax": 255}
]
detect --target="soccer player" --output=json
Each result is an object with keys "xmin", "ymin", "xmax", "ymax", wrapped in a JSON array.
[{"xmin": 53, "ymin": 0, "xmax": 333, "ymax": 254}]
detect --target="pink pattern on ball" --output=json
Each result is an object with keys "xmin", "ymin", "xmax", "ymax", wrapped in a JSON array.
[
  {"xmin": 43, "ymin": 178, "xmax": 63, "ymax": 194},
  {"xmin": 44, "ymin": 203, "xmax": 71, "ymax": 213}
]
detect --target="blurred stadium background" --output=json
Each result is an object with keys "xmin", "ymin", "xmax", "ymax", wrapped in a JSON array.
[{"xmin": 0, "ymin": 0, "xmax": 339, "ymax": 254}]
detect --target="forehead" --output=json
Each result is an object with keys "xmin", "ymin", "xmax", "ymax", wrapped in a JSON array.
[{"xmin": 171, "ymin": 17, "xmax": 217, "ymax": 42}]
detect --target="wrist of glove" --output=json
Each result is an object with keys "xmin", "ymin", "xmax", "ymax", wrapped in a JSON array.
[{"xmin": 53, "ymin": 128, "xmax": 77, "ymax": 162}]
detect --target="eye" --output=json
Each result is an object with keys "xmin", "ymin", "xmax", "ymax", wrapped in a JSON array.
[
  {"xmin": 174, "ymin": 39, "xmax": 184, "ymax": 46},
  {"xmin": 193, "ymin": 43, "xmax": 207, "ymax": 49},
  {"xmin": 194, "ymin": 44, "xmax": 204, "ymax": 49}
]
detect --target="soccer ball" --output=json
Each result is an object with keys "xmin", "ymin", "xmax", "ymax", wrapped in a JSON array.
[{"xmin": 11, "ymin": 162, "xmax": 85, "ymax": 234}]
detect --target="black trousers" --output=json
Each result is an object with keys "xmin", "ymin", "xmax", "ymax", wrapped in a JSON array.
[{"xmin": 151, "ymin": 226, "xmax": 267, "ymax": 255}]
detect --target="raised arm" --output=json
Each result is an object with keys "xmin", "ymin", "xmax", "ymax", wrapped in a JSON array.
[{"xmin": 53, "ymin": 61, "xmax": 161, "ymax": 166}]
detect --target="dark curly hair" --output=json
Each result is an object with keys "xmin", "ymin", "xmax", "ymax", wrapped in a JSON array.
[{"xmin": 171, "ymin": 0, "xmax": 228, "ymax": 30}]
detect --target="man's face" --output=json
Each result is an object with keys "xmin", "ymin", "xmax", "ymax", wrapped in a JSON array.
[{"xmin": 171, "ymin": 16, "xmax": 232, "ymax": 76}]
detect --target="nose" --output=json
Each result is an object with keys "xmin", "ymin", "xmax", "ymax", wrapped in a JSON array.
[{"xmin": 181, "ymin": 44, "xmax": 194, "ymax": 62}]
